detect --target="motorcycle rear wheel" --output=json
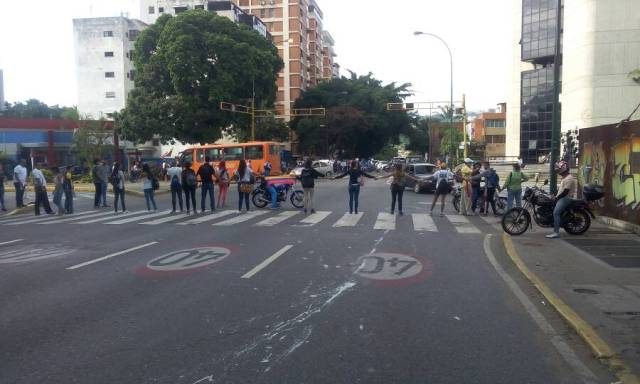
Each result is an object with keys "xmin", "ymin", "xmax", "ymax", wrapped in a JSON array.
[
  {"xmin": 290, "ymin": 190, "xmax": 305, "ymax": 208},
  {"xmin": 502, "ymin": 208, "xmax": 530, "ymax": 236},
  {"xmin": 252, "ymin": 191, "xmax": 269, "ymax": 208},
  {"xmin": 453, "ymin": 195, "xmax": 460, "ymax": 213},
  {"xmin": 563, "ymin": 209, "xmax": 591, "ymax": 235}
]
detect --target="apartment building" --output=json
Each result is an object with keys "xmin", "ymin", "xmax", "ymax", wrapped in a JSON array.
[
  {"xmin": 0, "ymin": 70, "xmax": 5, "ymax": 110},
  {"xmin": 322, "ymin": 31, "xmax": 339, "ymax": 80},
  {"xmin": 472, "ymin": 103, "xmax": 507, "ymax": 159},
  {"xmin": 506, "ymin": 0, "xmax": 640, "ymax": 163}
]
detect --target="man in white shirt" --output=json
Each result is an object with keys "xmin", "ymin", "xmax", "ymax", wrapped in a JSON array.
[
  {"xmin": 13, "ymin": 159, "xmax": 28, "ymax": 208},
  {"xmin": 167, "ymin": 162, "xmax": 183, "ymax": 213},
  {"xmin": 32, "ymin": 162, "xmax": 53, "ymax": 215}
]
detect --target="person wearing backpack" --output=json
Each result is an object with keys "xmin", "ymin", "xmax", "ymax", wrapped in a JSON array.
[
  {"xmin": 297, "ymin": 159, "xmax": 324, "ymax": 214},
  {"xmin": 430, "ymin": 163, "xmax": 454, "ymax": 216},
  {"xmin": 197, "ymin": 156, "xmax": 216, "ymax": 213},
  {"xmin": 111, "ymin": 162, "xmax": 126, "ymax": 213},
  {"xmin": 380, "ymin": 163, "xmax": 418, "ymax": 215},
  {"xmin": 142, "ymin": 163, "xmax": 158, "ymax": 212},
  {"xmin": 167, "ymin": 162, "xmax": 183, "ymax": 213},
  {"xmin": 216, "ymin": 161, "xmax": 230, "ymax": 208},
  {"xmin": 182, "ymin": 162, "xmax": 197, "ymax": 214},
  {"xmin": 63, "ymin": 165, "xmax": 74, "ymax": 214},
  {"xmin": 32, "ymin": 163, "xmax": 53, "ymax": 215},
  {"xmin": 501, "ymin": 163, "xmax": 529, "ymax": 210},
  {"xmin": 473, "ymin": 161, "xmax": 501, "ymax": 216}
]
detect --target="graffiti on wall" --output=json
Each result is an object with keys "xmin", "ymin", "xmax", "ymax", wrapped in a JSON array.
[{"xmin": 578, "ymin": 120, "xmax": 640, "ymax": 224}]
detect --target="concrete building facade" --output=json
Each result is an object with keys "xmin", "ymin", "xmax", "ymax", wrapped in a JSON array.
[
  {"xmin": 0, "ymin": 69, "xmax": 5, "ymax": 110},
  {"xmin": 472, "ymin": 103, "xmax": 507, "ymax": 159},
  {"xmin": 506, "ymin": 0, "xmax": 640, "ymax": 163}
]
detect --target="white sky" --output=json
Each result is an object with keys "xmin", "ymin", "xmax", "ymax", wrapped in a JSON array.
[{"xmin": 0, "ymin": 0, "xmax": 513, "ymax": 112}]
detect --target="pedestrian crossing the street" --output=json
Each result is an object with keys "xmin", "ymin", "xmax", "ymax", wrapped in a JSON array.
[{"xmin": 1, "ymin": 208, "xmax": 502, "ymax": 234}]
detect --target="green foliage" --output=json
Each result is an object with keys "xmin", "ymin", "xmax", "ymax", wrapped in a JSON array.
[
  {"xmin": 40, "ymin": 168, "xmax": 54, "ymax": 183},
  {"xmin": 404, "ymin": 117, "xmax": 429, "ymax": 156},
  {"xmin": 72, "ymin": 119, "xmax": 112, "ymax": 170},
  {"xmin": 230, "ymin": 115, "xmax": 290, "ymax": 142},
  {"xmin": 119, "ymin": 10, "xmax": 283, "ymax": 145},
  {"xmin": 374, "ymin": 142, "xmax": 400, "ymax": 161},
  {"xmin": 1, "ymin": 99, "xmax": 78, "ymax": 120},
  {"xmin": 630, "ymin": 68, "xmax": 640, "ymax": 84},
  {"xmin": 440, "ymin": 127, "xmax": 463, "ymax": 164},
  {"xmin": 292, "ymin": 72, "xmax": 413, "ymax": 158}
]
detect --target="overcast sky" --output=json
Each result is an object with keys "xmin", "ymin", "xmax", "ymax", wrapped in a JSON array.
[{"xmin": 0, "ymin": 0, "xmax": 513, "ymax": 112}]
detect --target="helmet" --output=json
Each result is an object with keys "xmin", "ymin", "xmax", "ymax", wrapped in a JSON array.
[
  {"xmin": 554, "ymin": 160, "xmax": 570, "ymax": 174},
  {"xmin": 464, "ymin": 158, "xmax": 473, "ymax": 164}
]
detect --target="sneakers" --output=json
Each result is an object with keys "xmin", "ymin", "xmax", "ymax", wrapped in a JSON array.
[
  {"xmin": 399, "ymin": 211, "xmax": 404, "ymax": 216},
  {"xmin": 310, "ymin": 209, "xmax": 316, "ymax": 214},
  {"xmin": 545, "ymin": 232, "xmax": 560, "ymax": 239}
]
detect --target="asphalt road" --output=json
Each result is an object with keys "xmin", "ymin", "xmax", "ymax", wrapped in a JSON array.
[{"xmin": 0, "ymin": 179, "xmax": 615, "ymax": 383}]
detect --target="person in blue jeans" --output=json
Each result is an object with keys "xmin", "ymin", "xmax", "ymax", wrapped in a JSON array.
[
  {"xmin": 197, "ymin": 156, "xmax": 216, "ymax": 213},
  {"xmin": 142, "ymin": 164, "xmax": 157, "ymax": 212},
  {"xmin": 546, "ymin": 161, "xmax": 577, "ymax": 239},
  {"xmin": 334, "ymin": 160, "xmax": 377, "ymax": 214}
]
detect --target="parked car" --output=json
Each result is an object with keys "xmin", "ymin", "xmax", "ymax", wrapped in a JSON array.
[
  {"xmin": 404, "ymin": 163, "xmax": 438, "ymax": 193},
  {"xmin": 289, "ymin": 160, "xmax": 334, "ymax": 177}
]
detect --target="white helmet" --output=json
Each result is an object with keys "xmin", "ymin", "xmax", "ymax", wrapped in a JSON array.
[{"xmin": 464, "ymin": 158, "xmax": 473, "ymax": 164}]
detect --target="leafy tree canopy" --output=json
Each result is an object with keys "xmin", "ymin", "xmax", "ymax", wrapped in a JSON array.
[
  {"xmin": 1, "ymin": 99, "xmax": 78, "ymax": 120},
  {"xmin": 292, "ymin": 72, "xmax": 413, "ymax": 158},
  {"xmin": 119, "ymin": 10, "xmax": 283, "ymax": 144}
]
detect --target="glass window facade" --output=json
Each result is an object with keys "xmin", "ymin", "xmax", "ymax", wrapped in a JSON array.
[
  {"xmin": 522, "ymin": 0, "xmax": 560, "ymax": 61},
  {"xmin": 520, "ymin": 66, "xmax": 559, "ymax": 163}
]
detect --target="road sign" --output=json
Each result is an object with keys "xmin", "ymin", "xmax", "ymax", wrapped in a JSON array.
[
  {"xmin": 144, "ymin": 247, "xmax": 232, "ymax": 272},
  {"xmin": 355, "ymin": 252, "xmax": 432, "ymax": 286}
]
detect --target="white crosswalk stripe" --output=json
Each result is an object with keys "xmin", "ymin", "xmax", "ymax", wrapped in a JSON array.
[
  {"xmin": 332, "ymin": 212, "xmax": 364, "ymax": 227},
  {"xmin": 212, "ymin": 210, "xmax": 268, "ymax": 226},
  {"xmin": 295, "ymin": 211, "xmax": 331, "ymax": 227},
  {"xmin": 139, "ymin": 213, "xmax": 191, "ymax": 225},
  {"xmin": 254, "ymin": 210, "xmax": 300, "ymax": 226},
  {"xmin": 74, "ymin": 211, "xmax": 147, "ymax": 224},
  {"xmin": 2, "ymin": 211, "xmax": 97, "ymax": 226},
  {"xmin": 412, "ymin": 213, "xmax": 437, "ymax": 232},
  {"xmin": 447, "ymin": 214, "xmax": 482, "ymax": 234},
  {"xmin": 104, "ymin": 210, "xmax": 172, "ymax": 225},
  {"xmin": 177, "ymin": 210, "xmax": 236, "ymax": 225},
  {"xmin": 373, "ymin": 212, "xmax": 396, "ymax": 230},
  {"xmin": 38, "ymin": 210, "xmax": 118, "ymax": 225}
]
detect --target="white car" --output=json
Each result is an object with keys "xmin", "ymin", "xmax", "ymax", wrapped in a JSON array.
[{"xmin": 289, "ymin": 160, "xmax": 334, "ymax": 177}]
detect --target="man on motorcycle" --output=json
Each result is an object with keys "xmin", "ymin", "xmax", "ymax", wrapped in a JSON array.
[
  {"xmin": 265, "ymin": 176, "xmax": 295, "ymax": 209},
  {"xmin": 546, "ymin": 160, "xmax": 577, "ymax": 239}
]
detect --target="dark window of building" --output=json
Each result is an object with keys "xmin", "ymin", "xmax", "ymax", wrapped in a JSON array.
[
  {"xmin": 159, "ymin": 7, "xmax": 164, "ymax": 13},
  {"xmin": 128, "ymin": 30, "xmax": 140, "ymax": 41},
  {"xmin": 195, "ymin": 4, "xmax": 204, "ymax": 9},
  {"xmin": 106, "ymin": 112, "xmax": 115, "ymax": 118},
  {"xmin": 103, "ymin": 31, "xmax": 114, "ymax": 37},
  {"xmin": 148, "ymin": 6, "xmax": 155, "ymax": 14},
  {"xmin": 174, "ymin": 6, "xmax": 188, "ymax": 14},
  {"xmin": 128, "ymin": 50, "xmax": 134, "ymax": 61},
  {"xmin": 486, "ymin": 119, "xmax": 505, "ymax": 128},
  {"xmin": 105, "ymin": 72, "xmax": 115, "ymax": 78},
  {"xmin": 268, "ymin": 8, "xmax": 274, "ymax": 17},
  {"xmin": 521, "ymin": 0, "xmax": 561, "ymax": 62},
  {"xmin": 104, "ymin": 51, "xmax": 114, "ymax": 57},
  {"xmin": 105, "ymin": 92, "xmax": 116, "ymax": 98},
  {"xmin": 260, "ymin": 8, "xmax": 266, "ymax": 18},
  {"xmin": 128, "ymin": 70, "xmax": 135, "ymax": 81}
]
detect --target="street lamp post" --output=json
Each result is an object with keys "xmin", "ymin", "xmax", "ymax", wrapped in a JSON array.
[{"xmin": 413, "ymin": 31, "xmax": 454, "ymax": 161}]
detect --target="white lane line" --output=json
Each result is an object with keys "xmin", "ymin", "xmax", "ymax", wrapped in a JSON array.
[
  {"xmin": 66, "ymin": 242, "xmax": 159, "ymax": 270},
  {"xmin": 2, "ymin": 211, "xmax": 97, "ymax": 226},
  {"xmin": 241, "ymin": 244, "xmax": 293, "ymax": 279},
  {"xmin": 73, "ymin": 210, "xmax": 147, "ymax": 224},
  {"xmin": 412, "ymin": 213, "xmax": 437, "ymax": 232},
  {"xmin": 139, "ymin": 213, "xmax": 190, "ymax": 225},
  {"xmin": 446, "ymin": 214, "xmax": 482, "ymax": 234},
  {"xmin": 332, "ymin": 212, "xmax": 364, "ymax": 227},
  {"xmin": 295, "ymin": 211, "xmax": 331, "ymax": 227},
  {"xmin": 177, "ymin": 210, "xmax": 236, "ymax": 225},
  {"xmin": 373, "ymin": 212, "xmax": 396, "ymax": 230},
  {"xmin": 0, "ymin": 239, "xmax": 24, "ymax": 246},
  {"xmin": 212, "ymin": 210, "xmax": 268, "ymax": 226},
  {"xmin": 38, "ymin": 210, "xmax": 117, "ymax": 224},
  {"xmin": 254, "ymin": 211, "xmax": 300, "ymax": 226},
  {"xmin": 105, "ymin": 210, "xmax": 171, "ymax": 225},
  {"xmin": 483, "ymin": 235, "xmax": 598, "ymax": 383}
]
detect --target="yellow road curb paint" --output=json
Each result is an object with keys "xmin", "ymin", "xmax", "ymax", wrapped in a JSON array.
[{"xmin": 502, "ymin": 233, "xmax": 639, "ymax": 384}]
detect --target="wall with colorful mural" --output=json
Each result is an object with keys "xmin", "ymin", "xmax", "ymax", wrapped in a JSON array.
[{"xmin": 579, "ymin": 120, "xmax": 640, "ymax": 224}]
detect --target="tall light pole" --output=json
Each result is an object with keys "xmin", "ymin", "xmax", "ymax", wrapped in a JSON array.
[{"xmin": 413, "ymin": 31, "xmax": 454, "ymax": 161}]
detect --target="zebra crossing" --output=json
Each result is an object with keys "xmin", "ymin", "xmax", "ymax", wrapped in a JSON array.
[{"xmin": 0, "ymin": 208, "xmax": 503, "ymax": 234}]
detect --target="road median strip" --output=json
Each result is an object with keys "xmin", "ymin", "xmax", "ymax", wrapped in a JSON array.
[{"xmin": 502, "ymin": 233, "xmax": 639, "ymax": 384}]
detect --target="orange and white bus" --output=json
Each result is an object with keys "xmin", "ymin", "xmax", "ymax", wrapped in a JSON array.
[{"xmin": 179, "ymin": 141, "xmax": 282, "ymax": 176}]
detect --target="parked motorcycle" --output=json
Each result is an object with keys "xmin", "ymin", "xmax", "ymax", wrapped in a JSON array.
[
  {"xmin": 501, "ymin": 178, "xmax": 604, "ymax": 236},
  {"xmin": 251, "ymin": 177, "xmax": 305, "ymax": 209},
  {"xmin": 452, "ymin": 185, "xmax": 508, "ymax": 215}
]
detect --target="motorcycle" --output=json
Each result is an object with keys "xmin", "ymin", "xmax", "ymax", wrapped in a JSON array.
[
  {"xmin": 452, "ymin": 185, "xmax": 508, "ymax": 215},
  {"xmin": 501, "ymin": 177, "xmax": 604, "ymax": 236},
  {"xmin": 251, "ymin": 177, "xmax": 305, "ymax": 209}
]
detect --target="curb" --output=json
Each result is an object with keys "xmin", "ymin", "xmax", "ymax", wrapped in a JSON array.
[
  {"xmin": 502, "ymin": 233, "xmax": 639, "ymax": 384},
  {"xmin": 597, "ymin": 216, "xmax": 640, "ymax": 236}
]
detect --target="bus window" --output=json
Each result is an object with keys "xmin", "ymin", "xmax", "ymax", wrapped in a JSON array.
[
  {"xmin": 196, "ymin": 149, "xmax": 205, "ymax": 163},
  {"xmin": 224, "ymin": 147, "xmax": 243, "ymax": 161},
  {"xmin": 270, "ymin": 145, "xmax": 279, "ymax": 155},
  {"xmin": 246, "ymin": 145, "xmax": 264, "ymax": 160},
  {"xmin": 181, "ymin": 150, "xmax": 193, "ymax": 164},
  {"xmin": 205, "ymin": 148, "xmax": 222, "ymax": 161}
]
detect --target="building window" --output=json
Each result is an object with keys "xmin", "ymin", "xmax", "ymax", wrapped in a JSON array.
[
  {"xmin": 128, "ymin": 30, "xmax": 139, "ymax": 41},
  {"xmin": 127, "ymin": 50, "xmax": 134, "ymax": 61},
  {"xmin": 104, "ymin": 51, "xmax": 114, "ymax": 57},
  {"xmin": 268, "ymin": 8, "xmax": 274, "ymax": 18},
  {"xmin": 152, "ymin": 139, "xmax": 160, "ymax": 146},
  {"xmin": 105, "ymin": 72, "xmax": 115, "ymax": 78},
  {"xmin": 105, "ymin": 92, "xmax": 116, "ymax": 98},
  {"xmin": 260, "ymin": 8, "xmax": 266, "ymax": 18},
  {"xmin": 127, "ymin": 70, "xmax": 135, "ymax": 81},
  {"xmin": 148, "ymin": 6, "xmax": 155, "ymax": 14},
  {"xmin": 486, "ymin": 119, "xmax": 505, "ymax": 128},
  {"xmin": 105, "ymin": 112, "xmax": 115, "ymax": 118},
  {"xmin": 103, "ymin": 31, "xmax": 113, "ymax": 37},
  {"xmin": 195, "ymin": 4, "xmax": 204, "ymax": 9},
  {"xmin": 158, "ymin": 7, "xmax": 164, "ymax": 13}
]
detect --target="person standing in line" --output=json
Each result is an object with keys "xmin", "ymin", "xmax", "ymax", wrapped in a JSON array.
[
  {"xmin": 430, "ymin": 163, "xmax": 454, "ymax": 217},
  {"xmin": 13, "ymin": 159, "xmax": 28, "ymax": 208},
  {"xmin": 233, "ymin": 159, "xmax": 254, "ymax": 213},
  {"xmin": 546, "ymin": 161, "xmax": 577, "ymax": 239},
  {"xmin": 167, "ymin": 161, "xmax": 183, "ymax": 213},
  {"xmin": 63, "ymin": 165, "xmax": 74, "ymax": 214},
  {"xmin": 97, "ymin": 160, "xmax": 110, "ymax": 207},
  {"xmin": 298, "ymin": 159, "xmax": 324, "ymax": 215},
  {"xmin": 473, "ymin": 161, "xmax": 500, "ymax": 216},
  {"xmin": 334, "ymin": 160, "xmax": 377, "ymax": 214},
  {"xmin": 216, "ymin": 161, "xmax": 230, "ymax": 208},
  {"xmin": 91, "ymin": 159, "xmax": 101, "ymax": 208},
  {"xmin": 32, "ymin": 162, "xmax": 53, "ymax": 215},
  {"xmin": 111, "ymin": 162, "xmax": 126, "ymax": 213},
  {"xmin": 380, "ymin": 163, "xmax": 418, "ymax": 215},
  {"xmin": 52, "ymin": 167, "xmax": 65, "ymax": 215},
  {"xmin": 458, "ymin": 158, "xmax": 474, "ymax": 216},
  {"xmin": 142, "ymin": 164, "xmax": 158, "ymax": 212},
  {"xmin": 501, "ymin": 162, "xmax": 529, "ymax": 210},
  {"xmin": 197, "ymin": 156, "xmax": 216, "ymax": 213},
  {"xmin": 263, "ymin": 160, "xmax": 272, "ymax": 177},
  {"xmin": 0, "ymin": 163, "xmax": 6, "ymax": 211},
  {"xmin": 182, "ymin": 162, "xmax": 198, "ymax": 214},
  {"xmin": 470, "ymin": 162, "xmax": 483, "ymax": 215}
]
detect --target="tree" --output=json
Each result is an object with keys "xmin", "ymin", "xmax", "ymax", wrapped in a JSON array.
[
  {"xmin": 630, "ymin": 68, "xmax": 640, "ymax": 84},
  {"xmin": 1, "ymin": 99, "xmax": 79, "ymax": 119},
  {"xmin": 229, "ymin": 115, "xmax": 290, "ymax": 142},
  {"xmin": 404, "ymin": 117, "xmax": 429, "ymax": 156},
  {"xmin": 292, "ymin": 72, "xmax": 413, "ymax": 158},
  {"xmin": 119, "ymin": 10, "xmax": 283, "ymax": 145},
  {"xmin": 72, "ymin": 118, "xmax": 112, "ymax": 170}
]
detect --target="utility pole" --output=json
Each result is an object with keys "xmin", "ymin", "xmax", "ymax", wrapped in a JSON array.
[
  {"xmin": 462, "ymin": 94, "xmax": 468, "ymax": 158},
  {"xmin": 251, "ymin": 77, "xmax": 256, "ymax": 141},
  {"xmin": 549, "ymin": 0, "xmax": 562, "ymax": 194}
]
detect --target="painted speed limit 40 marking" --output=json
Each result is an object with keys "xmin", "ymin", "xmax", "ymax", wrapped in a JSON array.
[
  {"xmin": 143, "ymin": 247, "xmax": 232, "ymax": 274},
  {"xmin": 355, "ymin": 253, "xmax": 432, "ymax": 286}
]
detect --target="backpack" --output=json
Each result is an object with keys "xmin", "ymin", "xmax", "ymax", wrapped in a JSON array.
[
  {"xmin": 486, "ymin": 171, "xmax": 499, "ymax": 188},
  {"xmin": 152, "ymin": 177, "xmax": 159, "ymax": 191},
  {"xmin": 33, "ymin": 173, "xmax": 44, "ymax": 188},
  {"xmin": 170, "ymin": 174, "xmax": 180, "ymax": 189},
  {"xmin": 300, "ymin": 168, "xmax": 315, "ymax": 188},
  {"xmin": 186, "ymin": 170, "xmax": 197, "ymax": 188},
  {"xmin": 110, "ymin": 171, "xmax": 120, "ymax": 186}
]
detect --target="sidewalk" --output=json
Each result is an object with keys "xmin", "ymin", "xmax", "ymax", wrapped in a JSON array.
[
  {"xmin": 503, "ymin": 222, "xmax": 640, "ymax": 383},
  {"xmin": 2, "ymin": 181, "xmax": 172, "ymax": 197}
]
